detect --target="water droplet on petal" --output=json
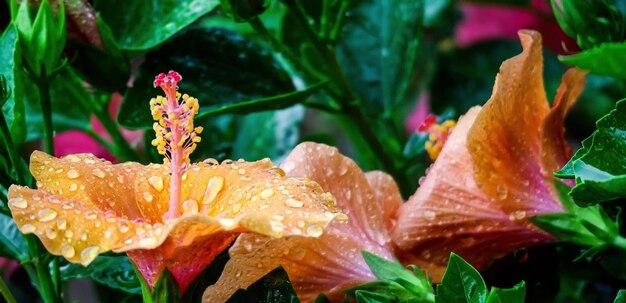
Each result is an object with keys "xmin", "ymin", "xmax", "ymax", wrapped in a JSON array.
[
  {"xmin": 202, "ymin": 176, "xmax": 224, "ymax": 205},
  {"xmin": 496, "ymin": 184, "xmax": 508, "ymax": 200},
  {"xmin": 67, "ymin": 169, "xmax": 80, "ymax": 179},
  {"xmin": 306, "ymin": 224, "xmax": 323, "ymax": 237},
  {"xmin": 45, "ymin": 228, "xmax": 57, "ymax": 239},
  {"xmin": 92, "ymin": 168, "xmax": 105, "ymax": 178},
  {"xmin": 21, "ymin": 224, "xmax": 36, "ymax": 233},
  {"xmin": 81, "ymin": 246, "xmax": 100, "ymax": 264},
  {"xmin": 148, "ymin": 176, "xmax": 164, "ymax": 192},
  {"xmin": 143, "ymin": 192, "xmax": 154, "ymax": 202},
  {"xmin": 56, "ymin": 218, "xmax": 67, "ymax": 230},
  {"xmin": 182, "ymin": 199, "xmax": 198, "ymax": 214},
  {"xmin": 64, "ymin": 230, "xmax": 74, "ymax": 238},
  {"xmin": 424, "ymin": 210, "xmax": 436, "ymax": 220},
  {"xmin": 139, "ymin": 237, "xmax": 158, "ymax": 247},
  {"xmin": 260, "ymin": 189, "xmax": 274, "ymax": 199},
  {"xmin": 61, "ymin": 245, "xmax": 75, "ymax": 258},
  {"xmin": 285, "ymin": 198, "xmax": 303, "ymax": 208},
  {"xmin": 38, "ymin": 209, "xmax": 58, "ymax": 222},
  {"xmin": 69, "ymin": 183, "xmax": 78, "ymax": 191},
  {"xmin": 9, "ymin": 197, "xmax": 27, "ymax": 209}
]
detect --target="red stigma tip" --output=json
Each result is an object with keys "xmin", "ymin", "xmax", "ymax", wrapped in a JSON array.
[
  {"xmin": 417, "ymin": 115, "xmax": 438, "ymax": 132},
  {"xmin": 153, "ymin": 70, "xmax": 182, "ymax": 88}
]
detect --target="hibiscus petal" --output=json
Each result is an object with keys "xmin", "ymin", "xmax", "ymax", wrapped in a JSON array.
[
  {"xmin": 203, "ymin": 234, "xmax": 377, "ymax": 303},
  {"xmin": 29, "ymin": 151, "xmax": 170, "ymax": 222},
  {"xmin": 467, "ymin": 30, "xmax": 562, "ymax": 215},
  {"xmin": 204, "ymin": 142, "xmax": 397, "ymax": 302},
  {"xmin": 365, "ymin": 171, "xmax": 403, "ymax": 232},
  {"xmin": 280, "ymin": 142, "xmax": 390, "ymax": 247},
  {"xmin": 541, "ymin": 68, "xmax": 586, "ymax": 178},
  {"xmin": 392, "ymin": 107, "xmax": 552, "ymax": 282}
]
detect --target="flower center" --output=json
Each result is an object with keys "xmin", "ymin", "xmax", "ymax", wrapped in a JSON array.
[
  {"xmin": 417, "ymin": 114, "xmax": 456, "ymax": 160},
  {"xmin": 150, "ymin": 71, "xmax": 203, "ymax": 220}
]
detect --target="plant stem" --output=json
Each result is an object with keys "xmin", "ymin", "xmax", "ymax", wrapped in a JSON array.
[
  {"xmin": 0, "ymin": 276, "xmax": 17, "ymax": 303},
  {"xmin": 92, "ymin": 108, "xmax": 138, "ymax": 162},
  {"xmin": 281, "ymin": 0, "xmax": 411, "ymax": 195},
  {"xmin": 25, "ymin": 235, "xmax": 60, "ymax": 303},
  {"xmin": 329, "ymin": 0, "xmax": 350, "ymax": 43},
  {"xmin": 320, "ymin": 0, "xmax": 332, "ymax": 38}
]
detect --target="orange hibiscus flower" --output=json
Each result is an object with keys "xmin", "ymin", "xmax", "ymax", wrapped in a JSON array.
[
  {"xmin": 7, "ymin": 71, "xmax": 342, "ymax": 292},
  {"xmin": 391, "ymin": 30, "xmax": 586, "ymax": 281},
  {"xmin": 203, "ymin": 142, "xmax": 403, "ymax": 302}
]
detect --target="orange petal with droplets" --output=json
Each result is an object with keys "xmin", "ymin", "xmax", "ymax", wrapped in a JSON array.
[
  {"xmin": 204, "ymin": 142, "xmax": 399, "ymax": 302},
  {"xmin": 541, "ymin": 68, "xmax": 586, "ymax": 180},
  {"xmin": 392, "ymin": 107, "xmax": 553, "ymax": 282},
  {"xmin": 9, "ymin": 151, "xmax": 342, "ymax": 292},
  {"xmin": 365, "ymin": 171, "xmax": 403, "ymax": 233},
  {"xmin": 467, "ymin": 30, "xmax": 562, "ymax": 215}
]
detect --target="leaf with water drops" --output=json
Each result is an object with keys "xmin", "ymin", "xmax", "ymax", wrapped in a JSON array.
[
  {"xmin": 556, "ymin": 99, "xmax": 626, "ymax": 206},
  {"xmin": 93, "ymin": 0, "xmax": 219, "ymax": 50}
]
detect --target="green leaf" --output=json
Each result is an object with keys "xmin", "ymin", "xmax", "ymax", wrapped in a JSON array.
[
  {"xmin": 0, "ymin": 213, "xmax": 27, "ymax": 261},
  {"xmin": 485, "ymin": 281, "xmax": 525, "ymax": 303},
  {"xmin": 560, "ymin": 42, "xmax": 626, "ymax": 79},
  {"xmin": 336, "ymin": 0, "xmax": 424, "ymax": 117},
  {"xmin": 24, "ymin": 66, "xmax": 92, "ymax": 140},
  {"xmin": 558, "ymin": 99, "xmax": 626, "ymax": 205},
  {"xmin": 354, "ymin": 290, "xmax": 394, "ymax": 303},
  {"xmin": 119, "ymin": 27, "xmax": 293, "ymax": 129},
  {"xmin": 60, "ymin": 255, "xmax": 141, "ymax": 294},
  {"xmin": 232, "ymin": 106, "xmax": 304, "ymax": 162},
  {"xmin": 347, "ymin": 281, "xmax": 418, "ymax": 302},
  {"xmin": 148, "ymin": 269, "xmax": 181, "ymax": 303},
  {"xmin": 196, "ymin": 82, "xmax": 325, "ymax": 119},
  {"xmin": 0, "ymin": 26, "xmax": 26, "ymax": 145},
  {"xmin": 225, "ymin": 266, "xmax": 300, "ymax": 303},
  {"xmin": 93, "ymin": 0, "xmax": 219, "ymax": 50},
  {"xmin": 436, "ymin": 253, "xmax": 487, "ymax": 303},
  {"xmin": 530, "ymin": 212, "xmax": 603, "ymax": 247},
  {"xmin": 615, "ymin": 290, "xmax": 626, "ymax": 303},
  {"xmin": 362, "ymin": 252, "xmax": 428, "ymax": 292}
]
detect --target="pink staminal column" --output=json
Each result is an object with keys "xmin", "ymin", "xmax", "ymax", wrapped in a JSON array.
[{"xmin": 151, "ymin": 71, "xmax": 203, "ymax": 220}]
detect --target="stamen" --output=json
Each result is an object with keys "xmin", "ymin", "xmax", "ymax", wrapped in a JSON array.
[
  {"xmin": 150, "ymin": 71, "xmax": 203, "ymax": 220},
  {"xmin": 417, "ymin": 115, "xmax": 456, "ymax": 160}
]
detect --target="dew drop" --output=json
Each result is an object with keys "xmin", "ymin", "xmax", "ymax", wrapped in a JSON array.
[
  {"xmin": 270, "ymin": 220, "xmax": 284, "ymax": 234},
  {"xmin": 148, "ymin": 176, "xmax": 164, "ymax": 192},
  {"xmin": 56, "ymin": 218, "xmax": 67, "ymax": 230},
  {"xmin": 21, "ymin": 224, "xmax": 36, "ymax": 233},
  {"xmin": 182, "ymin": 199, "xmax": 199, "ymax": 214},
  {"xmin": 202, "ymin": 176, "xmax": 224, "ymax": 205},
  {"xmin": 424, "ymin": 210, "xmax": 436, "ymax": 220},
  {"xmin": 9, "ymin": 197, "xmax": 27, "ymax": 209},
  {"xmin": 64, "ymin": 230, "xmax": 74, "ymax": 238},
  {"xmin": 143, "ymin": 192, "xmax": 154, "ymax": 202},
  {"xmin": 306, "ymin": 224, "xmax": 323, "ymax": 237},
  {"xmin": 69, "ymin": 183, "xmax": 78, "ymax": 191},
  {"xmin": 260, "ymin": 189, "xmax": 274, "ymax": 199},
  {"xmin": 231, "ymin": 203, "xmax": 242, "ymax": 214},
  {"xmin": 285, "ymin": 198, "xmax": 303, "ymax": 208},
  {"xmin": 92, "ymin": 168, "xmax": 105, "ymax": 178},
  {"xmin": 45, "ymin": 228, "xmax": 57, "ymax": 239},
  {"xmin": 61, "ymin": 244, "xmax": 76, "ymax": 258},
  {"xmin": 496, "ymin": 184, "xmax": 508, "ymax": 200},
  {"xmin": 219, "ymin": 218, "xmax": 236, "ymax": 229},
  {"xmin": 139, "ymin": 237, "xmax": 158, "ymax": 247},
  {"xmin": 104, "ymin": 229, "xmax": 114, "ymax": 239},
  {"xmin": 38, "ymin": 209, "xmax": 58, "ymax": 222},
  {"xmin": 118, "ymin": 223, "xmax": 130, "ymax": 233},
  {"xmin": 67, "ymin": 169, "xmax": 80, "ymax": 179},
  {"xmin": 81, "ymin": 246, "xmax": 100, "ymax": 264}
]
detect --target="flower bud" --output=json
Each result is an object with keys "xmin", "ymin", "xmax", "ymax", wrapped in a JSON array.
[
  {"xmin": 552, "ymin": 0, "xmax": 624, "ymax": 49},
  {"xmin": 220, "ymin": 0, "xmax": 270, "ymax": 22},
  {"xmin": 12, "ymin": 0, "xmax": 67, "ymax": 77}
]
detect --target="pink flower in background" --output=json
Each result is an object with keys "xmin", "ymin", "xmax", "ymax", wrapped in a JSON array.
[
  {"xmin": 0, "ymin": 258, "xmax": 18, "ymax": 278},
  {"xmin": 54, "ymin": 93, "xmax": 143, "ymax": 161},
  {"xmin": 455, "ymin": 0, "xmax": 578, "ymax": 54},
  {"xmin": 404, "ymin": 92, "xmax": 431, "ymax": 133}
]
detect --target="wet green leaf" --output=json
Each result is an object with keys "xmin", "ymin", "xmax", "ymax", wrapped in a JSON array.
[
  {"xmin": 119, "ymin": 27, "xmax": 293, "ymax": 129},
  {"xmin": 485, "ymin": 281, "xmax": 525, "ymax": 303},
  {"xmin": 0, "ymin": 26, "xmax": 26, "ymax": 145},
  {"xmin": 436, "ymin": 253, "xmax": 487, "ymax": 303},
  {"xmin": 93, "ymin": 0, "xmax": 219, "ymax": 50},
  {"xmin": 0, "ymin": 213, "xmax": 27, "ymax": 261},
  {"xmin": 60, "ymin": 255, "xmax": 141, "ymax": 294},
  {"xmin": 560, "ymin": 43, "xmax": 626, "ymax": 79},
  {"xmin": 557, "ymin": 99, "xmax": 626, "ymax": 205},
  {"xmin": 225, "ymin": 266, "xmax": 300, "ymax": 303}
]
